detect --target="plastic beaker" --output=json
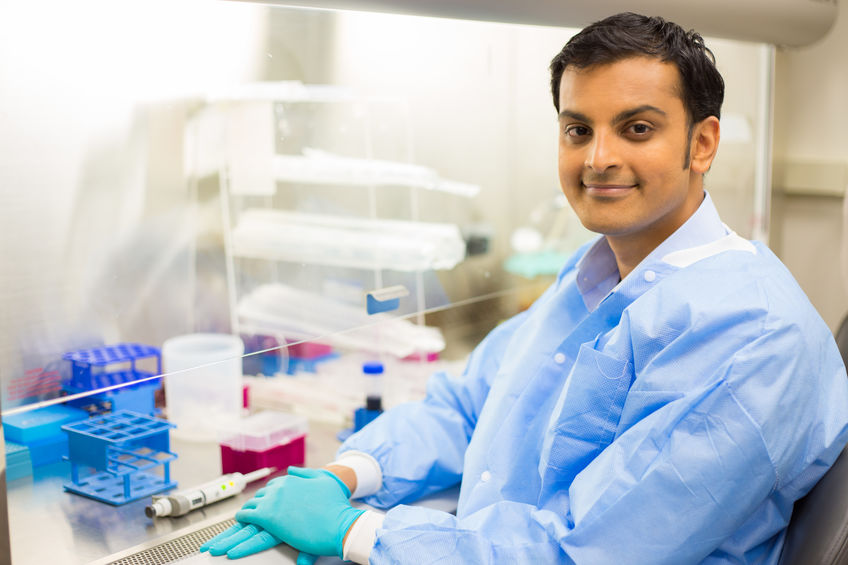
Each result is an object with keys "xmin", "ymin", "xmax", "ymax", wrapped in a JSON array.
[{"xmin": 162, "ymin": 333, "xmax": 244, "ymax": 441}]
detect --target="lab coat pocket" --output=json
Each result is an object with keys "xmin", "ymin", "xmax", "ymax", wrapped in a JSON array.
[{"xmin": 545, "ymin": 343, "xmax": 632, "ymax": 477}]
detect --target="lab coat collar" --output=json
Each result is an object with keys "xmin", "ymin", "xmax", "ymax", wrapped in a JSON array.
[{"xmin": 575, "ymin": 191, "xmax": 727, "ymax": 312}]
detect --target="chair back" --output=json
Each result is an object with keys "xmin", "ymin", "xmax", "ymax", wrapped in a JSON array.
[{"xmin": 778, "ymin": 314, "xmax": 848, "ymax": 565}]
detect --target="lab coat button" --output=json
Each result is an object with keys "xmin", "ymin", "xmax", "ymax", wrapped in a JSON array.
[
  {"xmin": 481, "ymin": 470, "xmax": 491, "ymax": 482},
  {"xmin": 644, "ymin": 270, "xmax": 657, "ymax": 282},
  {"xmin": 554, "ymin": 353, "xmax": 566, "ymax": 364}
]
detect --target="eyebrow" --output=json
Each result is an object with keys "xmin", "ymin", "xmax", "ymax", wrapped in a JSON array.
[{"xmin": 558, "ymin": 105, "xmax": 667, "ymax": 124}]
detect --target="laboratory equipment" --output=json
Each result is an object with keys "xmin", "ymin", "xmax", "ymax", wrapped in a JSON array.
[
  {"xmin": 63, "ymin": 343, "xmax": 162, "ymax": 415},
  {"xmin": 5, "ymin": 404, "xmax": 89, "ymax": 444},
  {"xmin": 242, "ymin": 335, "xmax": 285, "ymax": 377},
  {"xmin": 4, "ymin": 441, "xmax": 33, "ymax": 481},
  {"xmin": 162, "ymin": 333, "xmax": 244, "ymax": 440},
  {"xmin": 220, "ymin": 411, "xmax": 307, "ymax": 475},
  {"xmin": 358, "ymin": 361, "xmax": 384, "ymax": 425},
  {"xmin": 336, "ymin": 361, "xmax": 385, "ymax": 442},
  {"xmin": 62, "ymin": 410, "xmax": 177, "ymax": 505},
  {"xmin": 145, "ymin": 467, "xmax": 273, "ymax": 518},
  {"xmin": 231, "ymin": 209, "xmax": 466, "ymax": 272},
  {"xmin": 273, "ymin": 147, "xmax": 480, "ymax": 197},
  {"xmin": 366, "ymin": 285, "xmax": 409, "ymax": 315},
  {"xmin": 3, "ymin": 404, "xmax": 89, "ymax": 467},
  {"xmin": 243, "ymin": 337, "xmax": 336, "ymax": 377},
  {"xmin": 286, "ymin": 341, "xmax": 336, "ymax": 375},
  {"xmin": 238, "ymin": 283, "xmax": 445, "ymax": 359}
]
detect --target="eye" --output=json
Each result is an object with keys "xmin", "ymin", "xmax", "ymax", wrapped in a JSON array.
[
  {"xmin": 564, "ymin": 125, "xmax": 591, "ymax": 139},
  {"xmin": 626, "ymin": 122, "xmax": 653, "ymax": 137}
]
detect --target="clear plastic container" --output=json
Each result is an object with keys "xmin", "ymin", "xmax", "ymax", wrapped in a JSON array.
[
  {"xmin": 220, "ymin": 411, "xmax": 308, "ymax": 452},
  {"xmin": 162, "ymin": 333, "xmax": 244, "ymax": 441},
  {"xmin": 231, "ymin": 209, "xmax": 466, "ymax": 272}
]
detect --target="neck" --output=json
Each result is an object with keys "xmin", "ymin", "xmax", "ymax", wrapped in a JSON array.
[
  {"xmin": 606, "ymin": 237, "xmax": 658, "ymax": 280},
  {"xmin": 606, "ymin": 188, "xmax": 705, "ymax": 280},
  {"xmin": 607, "ymin": 242, "xmax": 653, "ymax": 280}
]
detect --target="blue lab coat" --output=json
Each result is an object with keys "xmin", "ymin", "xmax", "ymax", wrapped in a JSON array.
[{"xmin": 340, "ymin": 198, "xmax": 848, "ymax": 564}]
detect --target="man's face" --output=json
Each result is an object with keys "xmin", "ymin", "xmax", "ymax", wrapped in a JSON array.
[{"xmin": 557, "ymin": 56, "xmax": 706, "ymax": 250}]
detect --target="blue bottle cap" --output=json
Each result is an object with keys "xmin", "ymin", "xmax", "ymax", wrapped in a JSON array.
[{"xmin": 362, "ymin": 361, "xmax": 384, "ymax": 375}]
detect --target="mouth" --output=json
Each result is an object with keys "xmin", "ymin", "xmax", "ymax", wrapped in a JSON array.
[{"xmin": 581, "ymin": 182, "xmax": 638, "ymax": 197}]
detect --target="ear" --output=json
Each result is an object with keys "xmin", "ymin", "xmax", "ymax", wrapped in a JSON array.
[{"xmin": 689, "ymin": 116, "xmax": 720, "ymax": 174}]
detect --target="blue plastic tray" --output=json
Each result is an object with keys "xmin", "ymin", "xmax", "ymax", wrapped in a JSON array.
[{"xmin": 4, "ymin": 404, "xmax": 89, "ymax": 444}]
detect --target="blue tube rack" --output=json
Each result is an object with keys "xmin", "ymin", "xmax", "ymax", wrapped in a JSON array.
[
  {"xmin": 62, "ymin": 343, "xmax": 162, "ymax": 415},
  {"xmin": 61, "ymin": 410, "xmax": 177, "ymax": 505}
]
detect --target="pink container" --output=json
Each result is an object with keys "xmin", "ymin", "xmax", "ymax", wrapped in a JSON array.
[
  {"xmin": 288, "ymin": 341, "xmax": 333, "ymax": 360},
  {"xmin": 221, "ymin": 436, "xmax": 305, "ymax": 474},
  {"xmin": 219, "ymin": 411, "xmax": 308, "ymax": 475}
]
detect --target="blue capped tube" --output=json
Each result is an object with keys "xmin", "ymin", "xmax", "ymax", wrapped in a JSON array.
[{"xmin": 363, "ymin": 361, "xmax": 383, "ymax": 411}]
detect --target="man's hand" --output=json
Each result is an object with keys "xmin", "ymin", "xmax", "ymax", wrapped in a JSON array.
[
  {"xmin": 199, "ymin": 522, "xmax": 281, "ymax": 558},
  {"xmin": 235, "ymin": 467, "xmax": 365, "ymax": 558},
  {"xmin": 199, "ymin": 466, "xmax": 362, "ymax": 560}
]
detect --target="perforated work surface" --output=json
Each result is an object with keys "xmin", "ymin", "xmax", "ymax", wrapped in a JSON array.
[{"xmin": 107, "ymin": 519, "xmax": 235, "ymax": 565}]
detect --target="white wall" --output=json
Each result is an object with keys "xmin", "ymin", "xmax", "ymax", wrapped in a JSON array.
[{"xmin": 772, "ymin": 6, "xmax": 848, "ymax": 331}]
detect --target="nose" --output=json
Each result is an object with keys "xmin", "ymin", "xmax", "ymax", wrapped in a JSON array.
[{"xmin": 584, "ymin": 131, "xmax": 619, "ymax": 173}]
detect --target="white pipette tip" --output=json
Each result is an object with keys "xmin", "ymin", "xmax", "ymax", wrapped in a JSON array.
[{"xmin": 243, "ymin": 467, "xmax": 275, "ymax": 483}]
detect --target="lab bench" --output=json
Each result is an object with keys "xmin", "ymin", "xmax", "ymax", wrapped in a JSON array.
[{"xmin": 6, "ymin": 419, "xmax": 343, "ymax": 564}]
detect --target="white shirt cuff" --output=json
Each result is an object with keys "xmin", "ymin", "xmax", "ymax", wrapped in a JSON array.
[
  {"xmin": 342, "ymin": 509, "xmax": 385, "ymax": 564},
  {"xmin": 332, "ymin": 451, "xmax": 383, "ymax": 499}
]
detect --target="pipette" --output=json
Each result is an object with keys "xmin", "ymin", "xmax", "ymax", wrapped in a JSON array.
[{"xmin": 145, "ymin": 467, "xmax": 274, "ymax": 518}]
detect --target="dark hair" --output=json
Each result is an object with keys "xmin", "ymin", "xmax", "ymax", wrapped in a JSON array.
[{"xmin": 549, "ymin": 12, "xmax": 724, "ymax": 127}]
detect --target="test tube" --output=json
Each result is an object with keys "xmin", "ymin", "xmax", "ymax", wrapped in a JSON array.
[{"xmin": 363, "ymin": 361, "xmax": 384, "ymax": 412}]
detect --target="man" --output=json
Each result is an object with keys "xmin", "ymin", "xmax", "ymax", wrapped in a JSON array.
[{"xmin": 203, "ymin": 13, "xmax": 848, "ymax": 564}]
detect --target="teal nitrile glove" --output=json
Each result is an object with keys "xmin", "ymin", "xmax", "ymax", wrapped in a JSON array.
[
  {"xmin": 235, "ymin": 466, "xmax": 365, "ymax": 559},
  {"xmin": 225, "ymin": 528, "xmax": 286, "ymax": 559},
  {"xmin": 296, "ymin": 553, "xmax": 318, "ymax": 565},
  {"xmin": 199, "ymin": 523, "xmax": 242, "ymax": 553},
  {"xmin": 199, "ymin": 522, "xmax": 281, "ymax": 557}
]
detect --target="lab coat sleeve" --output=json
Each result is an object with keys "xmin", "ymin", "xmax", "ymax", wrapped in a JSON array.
[
  {"xmin": 366, "ymin": 322, "xmax": 848, "ymax": 564},
  {"xmin": 336, "ymin": 305, "xmax": 535, "ymax": 509}
]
